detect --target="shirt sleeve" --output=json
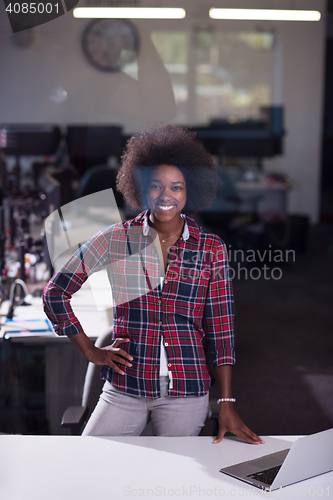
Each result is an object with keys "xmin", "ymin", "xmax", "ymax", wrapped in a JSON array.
[
  {"xmin": 203, "ymin": 239, "xmax": 235, "ymax": 366},
  {"xmin": 42, "ymin": 228, "xmax": 111, "ymax": 336}
]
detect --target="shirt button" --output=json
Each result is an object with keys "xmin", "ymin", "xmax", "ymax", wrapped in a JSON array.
[
  {"xmin": 164, "ymin": 279, "xmax": 168, "ymax": 284},
  {"xmin": 168, "ymin": 363, "xmax": 172, "ymax": 368},
  {"xmin": 158, "ymin": 300, "xmax": 162, "ymax": 305},
  {"xmin": 158, "ymin": 321, "xmax": 162, "ymax": 325},
  {"xmin": 164, "ymin": 342, "xmax": 169, "ymax": 347}
]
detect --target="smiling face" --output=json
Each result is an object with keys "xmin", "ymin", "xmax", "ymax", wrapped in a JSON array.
[{"xmin": 146, "ymin": 164, "xmax": 187, "ymax": 224}]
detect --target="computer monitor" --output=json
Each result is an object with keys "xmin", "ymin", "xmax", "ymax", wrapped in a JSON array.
[
  {"xmin": 0, "ymin": 125, "xmax": 61, "ymax": 156},
  {"xmin": 193, "ymin": 106, "xmax": 284, "ymax": 159},
  {"xmin": 66, "ymin": 125, "xmax": 123, "ymax": 175},
  {"xmin": 0, "ymin": 125, "xmax": 61, "ymax": 192}
]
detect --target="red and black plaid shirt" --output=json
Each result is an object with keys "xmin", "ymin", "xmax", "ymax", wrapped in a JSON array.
[{"xmin": 42, "ymin": 210, "xmax": 235, "ymax": 398}]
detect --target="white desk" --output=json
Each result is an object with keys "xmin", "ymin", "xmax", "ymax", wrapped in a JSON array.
[
  {"xmin": 0, "ymin": 435, "xmax": 332, "ymax": 499},
  {"xmin": 235, "ymin": 180, "xmax": 290, "ymax": 218},
  {"xmin": 0, "ymin": 284, "xmax": 111, "ymax": 343}
]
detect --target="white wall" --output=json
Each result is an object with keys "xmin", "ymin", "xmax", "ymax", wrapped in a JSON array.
[
  {"xmin": 0, "ymin": 12, "xmax": 178, "ymax": 128},
  {"xmin": 0, "ymin": 0, "xmax": 327, "ymax": 222}
]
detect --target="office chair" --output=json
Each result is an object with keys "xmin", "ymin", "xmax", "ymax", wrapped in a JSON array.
[
  {"xmin": 61, "ymin": 327, "xmax": 219, "ymax": 436},
  {"xmin": 61, "ymin": 327, "xmax": 113, "ymax": 435}
]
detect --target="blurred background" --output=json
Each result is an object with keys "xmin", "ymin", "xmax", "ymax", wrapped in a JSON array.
[{"xmin": 0, "ymin": 0, "xmax": 332, "ymax": 437}]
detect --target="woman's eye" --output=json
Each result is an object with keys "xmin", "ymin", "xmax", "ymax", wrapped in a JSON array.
[
  {"xmin": 172, "ymin": 186, "xmax": 182, "ymax": 190},
  {"xmin": 150, "ymin": 184, "xmax": 160, "ymax": 190}
]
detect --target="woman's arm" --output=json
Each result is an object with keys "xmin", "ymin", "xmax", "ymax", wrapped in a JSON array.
[
  {"xmin": 213, "ymin": 365, "xmax": 264, "ymax": 445},
  {"xmin": 203, "ymin": 240, "xmax": 264, "ymax": 444},
  {"xmin": 42, "ymin": 227, "xmax": 133, "ymax": 372},
  {"xmin": 43, "ymin": 273, "xmax": 134, "ymax": 373}
]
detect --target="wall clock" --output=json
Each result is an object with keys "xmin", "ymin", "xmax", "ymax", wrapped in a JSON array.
[{"xmin": 81, "ymin": 19, "xmax": 139, "ymax": 72}]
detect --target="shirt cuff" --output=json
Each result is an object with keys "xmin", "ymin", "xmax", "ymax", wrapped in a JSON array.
[
  {"xmin": 52, "ymin": 318, "xmax": 85, "ymax": 337},
  {"xmin": 211, "ymin": 347, "xmax": 235, "ymax": 366}
]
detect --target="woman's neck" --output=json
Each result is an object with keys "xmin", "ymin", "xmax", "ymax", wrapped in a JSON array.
[{"xmin": 148, "ymin": 212, "xmax": 184, "ymax": 239}]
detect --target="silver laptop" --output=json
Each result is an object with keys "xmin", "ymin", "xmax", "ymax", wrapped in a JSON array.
[{"xmin": 220, "ymin": 428, "xmax": 333, "ymax": 492}]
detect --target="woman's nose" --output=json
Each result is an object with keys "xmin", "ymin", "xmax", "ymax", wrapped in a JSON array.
[{"xmin": 159, "ymin": 188, "xmax": 171, "ymax": 201}]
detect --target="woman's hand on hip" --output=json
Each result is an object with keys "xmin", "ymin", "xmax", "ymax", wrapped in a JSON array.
[{"xmin": 90, "ymin": 338, "xmax": 133, "ymax": 375}]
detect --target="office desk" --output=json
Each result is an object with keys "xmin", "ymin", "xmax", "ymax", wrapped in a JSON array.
[
  {"xmin": 235, "ymin": 180, "xmax": 290, "ymax": 218},
  {"xmin": 0, "ymin": 285, "xmax": 111, "ymax": 343},
  {"xmin": 0, "ymin": 435, "xmax": 332, "ymax": 499},
  {"xmin": 0, "ymin": 286, "xmax": 111, "ymax": 434}
]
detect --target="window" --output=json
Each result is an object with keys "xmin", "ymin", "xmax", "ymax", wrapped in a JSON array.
[
  {"xmin": 152, "ymin": 29, "xmax": 275, "ymax": 125},
  {"xmin": 151, "ymin": 31, "xmax": 189, "ymax": 123}
]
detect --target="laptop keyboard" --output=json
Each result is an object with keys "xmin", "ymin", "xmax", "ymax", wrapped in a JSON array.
[{"xmin": 247, "ymin": 465, "xmax": 281, "ymax": 485}]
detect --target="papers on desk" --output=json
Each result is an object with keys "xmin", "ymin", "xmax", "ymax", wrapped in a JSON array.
[{"xmin": 3, "ymin": 318, "xmax": 54, "ymax": 339}]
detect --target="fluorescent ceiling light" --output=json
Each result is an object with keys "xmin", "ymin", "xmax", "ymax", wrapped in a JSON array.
[
  {"xmin": 209, "ymin": 8, "xmax": 321, "ymax": 22},
  {"xmin": 73, "ymin": 7, "xmax": 186, "ymax": 19}
]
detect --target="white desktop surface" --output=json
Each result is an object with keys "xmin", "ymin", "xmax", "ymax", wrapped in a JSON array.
[
  {"xmin": 235, "ymin": 181, "xmax": 289, "ymax": 191},
  {"xmin": 0, "ymin": 435, "xmax": 332, "ymax": 499},
  {"xmin": 233, "ymin": 178, "xmax": 290, "ymax": 219}
]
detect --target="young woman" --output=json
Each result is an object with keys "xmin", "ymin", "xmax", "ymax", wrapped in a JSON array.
[{"xmin": 43, "ymin": 125, "xmax": 264, "ymax": 444}]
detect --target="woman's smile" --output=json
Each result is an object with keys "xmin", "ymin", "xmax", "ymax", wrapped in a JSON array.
[
  {"xmin": 157, "ymin": 204, "xmax": 175, "ymax": 210},
  {"xmin": 155, "ymin": 203, "xmax": 176, "ymax": 213}
]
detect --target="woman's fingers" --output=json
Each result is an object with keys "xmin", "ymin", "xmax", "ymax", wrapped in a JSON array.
[
  {"xmin": 107, "ymin": 361, "xmax": 126, "ymax": 376},
  {"xmin": 103, "ymin": 352, "xmax": 130, "ymax": 375},
  {"xmin": 112, "ymin": 347, "xmax": 133, "ymax": 361},
  {"xmin": 213, "ymin": 408, "xmax": 265, "ymax": 445},
  {"xmin": 101, "ymin": 337, "xmax": 134, "ymax": 372},
  {"xmin": 214, "ymin": 426, "xmax": 264, "ymax": 445},
  {"xmin": 239, "ymin": 427, "xmax": 265, "ymax": 444},
  {"xmin": 104, "ymin": 348, "xmax": 133, "ymax": 366},
  {"xmin": 232, "ymin": 423, "xmax": 265, "ymax": 445},
  {"xmin": 112, "ymin": 337, "xmax": 129, "ymax": 345},
  {"xmin": 213, "ymin": 429, "xmax": 226, "ymax": 444},
  {"xmin": 111, "ymin": 337, "xmax": 130, "ymax": 351}
]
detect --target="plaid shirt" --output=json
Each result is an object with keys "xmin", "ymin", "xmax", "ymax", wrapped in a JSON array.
[{"xmin": 42, "ymin": 210, "xmax": 235, "ymax": 398}]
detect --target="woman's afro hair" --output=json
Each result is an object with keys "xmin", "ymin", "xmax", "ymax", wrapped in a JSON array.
[{"xmin": 116, "ymin": 125, "xmax": 221, "ymax": 212}]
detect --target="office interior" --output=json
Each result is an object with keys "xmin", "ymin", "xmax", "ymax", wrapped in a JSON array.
[{"xmin": 0, "ymin": 0, "xmax": 332, "ymax": 438}]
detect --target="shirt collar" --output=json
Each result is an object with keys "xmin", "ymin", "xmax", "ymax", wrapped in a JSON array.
[{"xmin": 141, "ymin": 210, "xmax": 198, "ymax": 241}]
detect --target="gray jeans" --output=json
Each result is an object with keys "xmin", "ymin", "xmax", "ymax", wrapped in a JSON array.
[{"xmin": 82, "ymin": 377, "xmax": 209, "ymax": 437}]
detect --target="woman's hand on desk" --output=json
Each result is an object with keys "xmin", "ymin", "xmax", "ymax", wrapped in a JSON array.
[
  {"xmin": 91, "ymin": 338, "xmax": 134, "ymax": 376},
  {"xmin": 213, "ymin": 405, "xmax": 265, "ymax": 445}
]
